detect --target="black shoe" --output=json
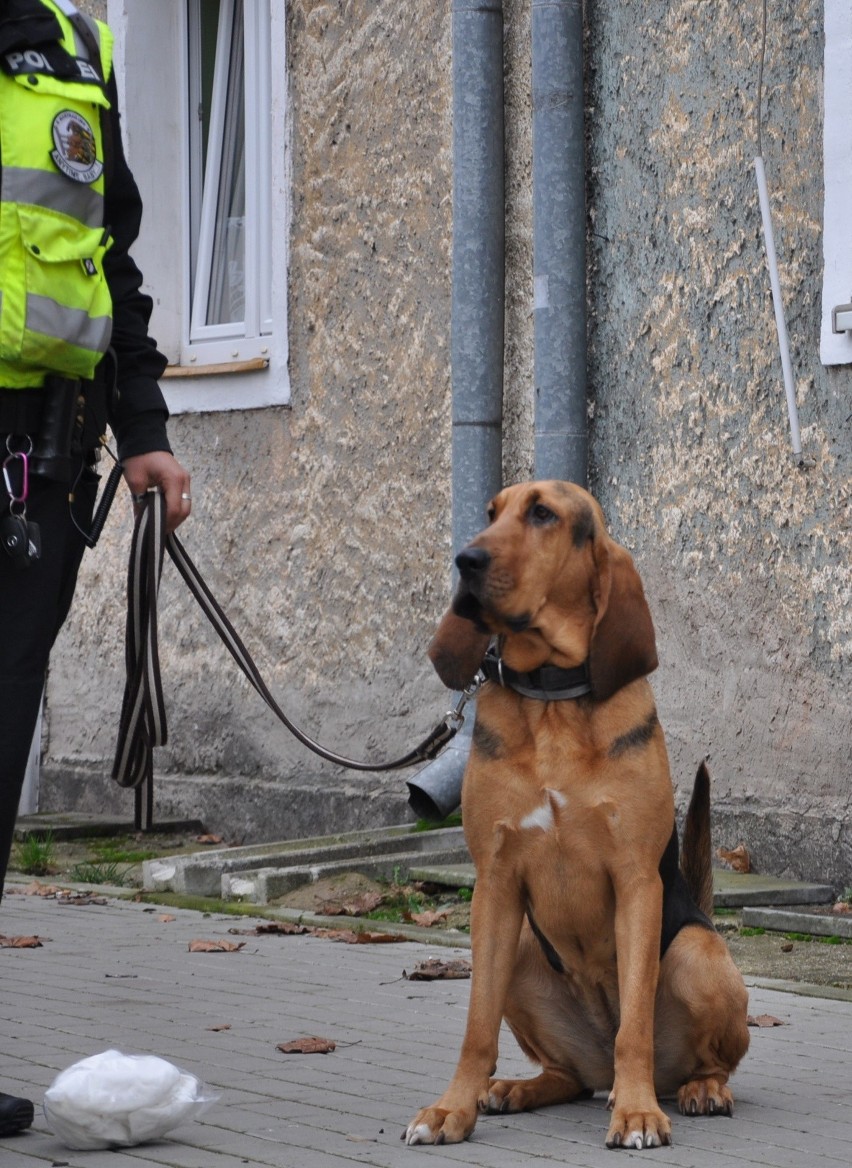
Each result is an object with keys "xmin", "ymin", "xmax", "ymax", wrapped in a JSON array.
[{"xmin": 0, "ymin": 1091, "xmax": 34, "ymax": 1136}]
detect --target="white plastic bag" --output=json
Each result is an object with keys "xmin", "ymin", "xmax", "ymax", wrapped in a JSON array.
[{"xmin": 43, "ymin": 1049, "xmax": 216, "ymax": 1150}]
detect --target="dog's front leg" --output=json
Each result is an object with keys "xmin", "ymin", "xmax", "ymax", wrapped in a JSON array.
[
  {"xmin": 405, "ymin": 826, "xmax": 524, "ymax": 1146},
  {"xmin": 606, "ymin": 870, "xmax": 672, "ymax": 1150}
]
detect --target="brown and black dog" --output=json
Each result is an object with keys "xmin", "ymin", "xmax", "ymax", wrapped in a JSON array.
[{"xmin": 405, "ymin": 481, "xmax": 749, "ymax": 1150}]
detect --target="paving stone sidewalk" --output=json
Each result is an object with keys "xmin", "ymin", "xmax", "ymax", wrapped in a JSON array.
[{"xmin": 1, "ymin": 888, "xmax": 850, "ymax": 1168}]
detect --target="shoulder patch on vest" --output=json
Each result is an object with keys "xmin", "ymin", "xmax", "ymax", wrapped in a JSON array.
[{"xmin": 50, "ymin": 109, "xmax": 103, "ymax": 183}]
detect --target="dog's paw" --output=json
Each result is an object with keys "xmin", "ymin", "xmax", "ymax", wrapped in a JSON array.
[
  {"xmin": 403, "ymin": 1105, "xmax": 476, "ymax": 1146},
  {"xmin": 677, "ymin": 1076, "xmax": 734, "ymax": 1118},
  {"xmin": 605, "ymin": 1095, "xmax": 672, "ymax": 1150},
  {"xmin": 486, "ymin": 1079, "xmax": 526, "ymax": 1114},
  {"xmin": 488, "ymin": 1072, "xmax": 590, "ymax": 1114}
]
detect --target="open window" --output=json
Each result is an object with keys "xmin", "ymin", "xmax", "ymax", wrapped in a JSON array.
[
  {"xmin": 108, "ymin": 0, "xmax": 288, "ymax": 411},
  {"xmin": 186, "ymin": 0, "xmax": 272, "ymax": 362}
]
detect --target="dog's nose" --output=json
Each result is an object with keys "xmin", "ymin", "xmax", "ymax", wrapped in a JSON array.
[{"xmin": 455, "ymin": 546, "xmax": 491, "ymax": 579}]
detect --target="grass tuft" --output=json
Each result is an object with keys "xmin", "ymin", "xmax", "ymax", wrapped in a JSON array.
[{"xmin": 14, "ymin": 831, "xmax": 55, "ymax": 876}]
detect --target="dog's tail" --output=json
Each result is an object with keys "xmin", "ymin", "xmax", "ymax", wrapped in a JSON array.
[{"xmin": 680, "ymin": 761, "xmax": 714, "ymax": 917}]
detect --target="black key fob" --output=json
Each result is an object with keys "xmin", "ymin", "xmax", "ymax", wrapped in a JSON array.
[
  {"xmin": 1, "ymin": 514, "xmax": 40, "ymax": 569},
  {"xmin": 1, "ymin": 513, "xmax": 31, "ymax": 568}
]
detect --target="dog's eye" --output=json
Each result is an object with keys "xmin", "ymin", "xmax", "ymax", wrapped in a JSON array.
[{"xmin": 530, "ymin": 503, "xmax": 557, "ymax": 526}]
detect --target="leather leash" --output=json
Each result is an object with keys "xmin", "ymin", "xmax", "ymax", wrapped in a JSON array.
[{"xmin": 112, "ymin": 490, "xmax": 477, "ymax": 830}]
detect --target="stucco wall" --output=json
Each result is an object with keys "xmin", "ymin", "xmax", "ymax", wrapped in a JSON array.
[
  {"xmin": 585, "ymin": 0, "xmax": 851, "ymax": 885},
  {"xmin": 45, "ymin": 2, "xmax": 850, "ymax": 886}
]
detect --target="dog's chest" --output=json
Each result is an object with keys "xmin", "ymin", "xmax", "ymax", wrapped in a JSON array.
[
  {"xmin": 515, "ymin": 805, "xmax": 622, "ymax": 982},
  {"xmin": 514, "ymin": 786, "xmax": 616, "ymax": 892}
]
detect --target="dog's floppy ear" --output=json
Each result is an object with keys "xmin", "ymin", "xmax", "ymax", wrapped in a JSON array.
[
  {"xmin": 588, "ymin": 533, "xmax": 658, "ymax": 700},
  {"xmin": 428, "ymin": 611, "xmax": 490, "ymax": 691}
]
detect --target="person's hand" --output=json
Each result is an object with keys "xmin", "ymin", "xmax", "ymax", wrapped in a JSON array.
[{"xmin": 123, "ymin": 451, "xmax": 192, "ymax": 533}]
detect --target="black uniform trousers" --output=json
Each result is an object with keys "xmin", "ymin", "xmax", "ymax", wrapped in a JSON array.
[{"xmin": 0, "ymin": 463, "xmax": 97, "ymax": 897}]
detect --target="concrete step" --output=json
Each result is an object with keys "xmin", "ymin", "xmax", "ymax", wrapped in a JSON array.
[
  {"xmin": 15, "ymin": 812, "xmax": 204, "ymax": 842},
  {"xmin": 142, "ymin": 823, "xmax": 469, "ymax": 899},
  {"xmin": 712, "ymin": 870, "xmax": 834, "ymax": 908},
  {"xmin": 742, "ymin": 906, "xmax": 852, "ymax": 940},
  {"xmin": 412, "ymin": 863, "xmax": 835, "ymax": 909}
]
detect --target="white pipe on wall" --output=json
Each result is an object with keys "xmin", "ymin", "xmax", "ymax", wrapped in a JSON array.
[{"xmin": 754, "ymin": 155, "xmax": 803, "ymax": 457}]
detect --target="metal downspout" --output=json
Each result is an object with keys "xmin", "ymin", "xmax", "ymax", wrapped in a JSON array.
[
  {"xmin": 407, "ymin": 0, "xmax": 505, "ymax": 821},
  {"xmin": 532, "ymin": 0, "xmax": 588, "ymax": 485}
]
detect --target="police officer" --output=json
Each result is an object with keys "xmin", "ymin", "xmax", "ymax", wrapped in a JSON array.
[{"xmin": 0, "ymin": 0, "xmax": 190, "ymax": 1135}]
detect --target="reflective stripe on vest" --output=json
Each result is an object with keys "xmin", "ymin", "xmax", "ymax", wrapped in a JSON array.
[{"xmin": 0, "ymin": 0, "xmax": 115, "ymax": 388}]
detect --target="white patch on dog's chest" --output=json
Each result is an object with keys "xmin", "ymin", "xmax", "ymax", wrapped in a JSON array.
[{"xmin": 520, "ymin": 788, "xmax": 567, "ymax": 832}]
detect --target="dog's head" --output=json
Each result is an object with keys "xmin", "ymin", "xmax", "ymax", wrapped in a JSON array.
[{"xmin": 428, "ymin": 481, "xmax": 658, "ymax": 700}]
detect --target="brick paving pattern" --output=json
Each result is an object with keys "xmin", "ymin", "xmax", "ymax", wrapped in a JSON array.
[{"xmin": 1, "ymin": 890, "xmax": 850, "ymax": 1167}]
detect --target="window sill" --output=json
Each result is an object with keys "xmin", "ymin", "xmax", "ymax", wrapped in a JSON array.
[{"xmin": 163, "ymin": 357, "xmax": 270, "ymax": 379}]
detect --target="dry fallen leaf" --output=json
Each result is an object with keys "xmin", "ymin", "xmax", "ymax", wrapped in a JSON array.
[
  {"xmin": 832, "ymin": 901, "xmax": 851, "ymax": 915},
  {"xmin": 157, "ymin": 914, "xmax": 176, "ymax": 923},
  {"xmin": 313, "ymin": 927, "xmax": 401, "ymax": 945},
  {"xmin": 188, "ymin": 939, "xmax": 246, "ymax": 953},
  {"xmin": 207, "ymin": 1023, "xmax": 231, "ymax": 1032},
  {"xmin": 276, "ymin": 1036, "xmax": 336, "ymax": 1054},
  {"xmin": 404, "ymin": 958, "xmax": 472, "ymax": 981},
  {"xmin": 21, "ymin": 881, "xmax": 66, "ymax": 898},
  {"xmin": 407, "ymin": 908, "xmax": 451, "ymax": 928},
  {"xmin": 747, "ymin": 1014, "xmax": 786, "ymax": 1028},
  {"xmin": 228, "ymin": 921, "xmax": 311, "ymax": 937},
  {"xmin": 196, "ymin": 834, "xmax": 225, "ymax": 845},
  {"xmin": 58, "ymin": 894, "xmax": 108, "ymax": 906},
  {"xmin": 319, "ymin": 891, "xmax": 385, "ymax": 917},
  {"xmin": 716, "ymin": 844, "xmax": 751, "ymax": 874},
  {"xmin": 0, "ymin": 934, "xmax": 43, "ymax": 948}
]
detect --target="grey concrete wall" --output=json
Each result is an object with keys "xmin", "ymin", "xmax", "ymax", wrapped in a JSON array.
[{"xmin": 45, "ymin": 1, "xmax": 851, "ymax": 887}]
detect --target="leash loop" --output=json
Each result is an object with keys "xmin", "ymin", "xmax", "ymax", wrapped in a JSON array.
[{"xmin": 112, "ymin": 492, "xmax": 470, "ymax": 827}]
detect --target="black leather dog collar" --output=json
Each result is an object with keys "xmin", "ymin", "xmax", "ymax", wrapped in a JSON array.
[{"xmin": 481, "ymin": 648, "xmax": 592, "ymax": 701}]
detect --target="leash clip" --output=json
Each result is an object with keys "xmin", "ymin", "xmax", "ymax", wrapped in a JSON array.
[{"xmin": 443, "ymin": 670, "xmax": 485, "ymax": 732}]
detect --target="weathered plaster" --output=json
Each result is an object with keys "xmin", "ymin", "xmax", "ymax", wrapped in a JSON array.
[
  {"xmin": 45, "ymin": 1, "xmax": 850, "ymax": 885},
  {"xmin": 586, "ymin": 0, "xmax": 851, "ymax": 881}
]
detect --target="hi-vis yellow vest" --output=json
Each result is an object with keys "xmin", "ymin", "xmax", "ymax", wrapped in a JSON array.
[{"xmin": 0, "ymin": 0, "xmax": 114, "ymax": 387}]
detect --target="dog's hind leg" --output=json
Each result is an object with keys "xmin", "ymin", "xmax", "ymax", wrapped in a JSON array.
[{"xmin": 654, "ymin": 925, "xmax": 750, "ymax": 1117}]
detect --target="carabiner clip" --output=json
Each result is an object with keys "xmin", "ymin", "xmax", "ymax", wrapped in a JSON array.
[{"xmin": 2, "ymin": 450, "xmax": 29, "ymax": 505}]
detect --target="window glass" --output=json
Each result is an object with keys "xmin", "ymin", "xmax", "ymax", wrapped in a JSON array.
[{"xmin": 187, "ymin": 0, "xmax": 270, "ymax": 352}]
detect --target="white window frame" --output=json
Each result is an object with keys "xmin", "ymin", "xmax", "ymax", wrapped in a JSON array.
[
  {"xmin": 107, "ymin": 0, "xmax": 289, "ymax": 412},
  {"xmin": 186, "ymin": 0, "xmax": 273, "ymax": 361}
]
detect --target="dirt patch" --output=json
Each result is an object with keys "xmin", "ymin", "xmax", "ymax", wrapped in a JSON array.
[
  {"xmin": 273, "ymin": 871, "xmax": 390, "ymax": 913},
  {"xmin": 271, "ymin": 872, "xmax": 474, "ymax": 931},
  {"xmin": 721, "ymin": 922, "xmax": 852, "ymax": 991}
]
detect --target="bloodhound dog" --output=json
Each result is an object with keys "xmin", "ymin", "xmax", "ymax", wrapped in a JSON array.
[{"xmin": 405, "ymin": 481, "xmax": 749, "ymax": 1150}]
